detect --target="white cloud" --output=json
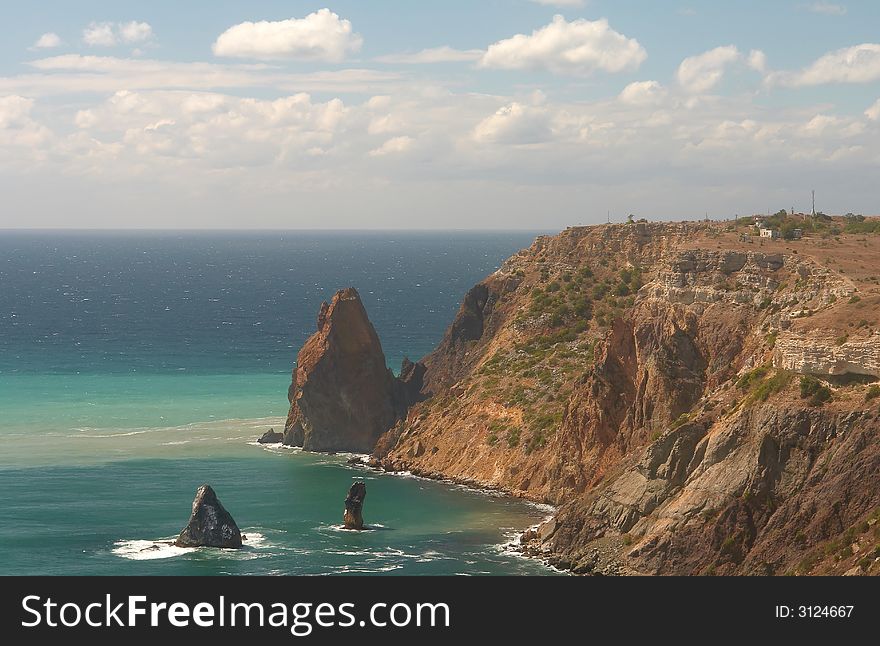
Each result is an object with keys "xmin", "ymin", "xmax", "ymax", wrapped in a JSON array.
[
  {"xmin": 530, "ymin": 0, "xmax": 586, "ymax": 6},
  {"xmin": 119, "ymin": 21, "xmax": 154, "ymax": 44},
  {"xmin": 369, "ymin": 135, "xmax": 414, "ymax": 157},
  {"xmin": 864, "ymin": 98, "xmax": 880, "ymax": 121},
  {"xmin": 805, "ymin": 2, "xmax": 847, "ymax": 15},
  {"xmin": 769, "ymin": 43, "xmax": 880, "ymax": 86},
  {"xmin": 375, "ymin": 46, "xmax": 483, "ymax": 64},
  {"xmin": 212, "ymin": 9, "xmax": 362, "ymax": 61},
  {"xmin": 32, "ymin": 33, "xmax": 61, "ymax": 49},
  {"xmin": 618, "ymin": 80, "xmax": 666, "ymax": 105},
  {"xmin": 0, "ymin": 95, "xmax": 34, "ymax": 128},
  {"xmin": 0, "ymin": 95, "xmax": 51, "ymax": 150},
  {"xmin": 677, "ymin": 45, "xmax": 741, "ymax": 93},
  {"xmin": 83, "ymin": 21, "xmax": 153, "ymax": 47},
  {"xmin": 10, "ymin": 55, "xmax": 400, "ymax": 96},
  {"xmin": 799, "ymin": 114, "xmax": 863, "ymax": 139},
  {"xmin": 480, "ymin": 15, "xmax": 646, "ymax": 76},
  {"xmin": 83, "ymin": 23, "xmax": 117, "ymax": 47},
  {"xmin": 473, "ymin": 102, "xmax": 552, "ymax": 144},
  {"xmin": 747, "ymin": 49, "xmax": 767, "ymax": 73}
]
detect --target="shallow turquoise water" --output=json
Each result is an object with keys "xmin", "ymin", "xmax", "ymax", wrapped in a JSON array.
[
  {"xmin": 0, "ymin": 231, "xmax": 556, "ymax": 575},
  {"xmin": 0, "ymin": 447, "xmax": 554, "ymax": 576}
]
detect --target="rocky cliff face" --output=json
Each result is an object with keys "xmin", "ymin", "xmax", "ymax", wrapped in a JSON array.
[
  {"xmin": 283, "ymin": 287, "xmax": 424, "ymax": 453},
  {"xmin": 774, "ymin": 332, "xmax": 880, "ymax": 377},
  {"xmin": 372, "ymin": 221, "xmax": 880, "ymax": 575}
]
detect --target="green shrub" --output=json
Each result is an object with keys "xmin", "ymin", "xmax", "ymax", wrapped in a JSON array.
[
  {"xmin": 865, "ymin": 384, "xmax": 880, "ymax": 402},
  {"xmin": 800, "ymin": 376, "xmax": 832, "ymax": 406},
  {"xmin": 750, "ymin": 371, "xmax": 793, "ymax": 402},
  {"xmin": 799, "ymin": 376, "xmax": 821, "ymax": 398}
]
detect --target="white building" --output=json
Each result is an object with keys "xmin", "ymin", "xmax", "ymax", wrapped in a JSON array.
[{"xmin": 760, "ymin": 228, "xmax": 779, "ymax": 239}]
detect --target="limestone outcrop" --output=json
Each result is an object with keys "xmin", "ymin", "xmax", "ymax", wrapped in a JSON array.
[{"xmin": 774, "ymin": 332, "xmax": 880, "ymax": 377}]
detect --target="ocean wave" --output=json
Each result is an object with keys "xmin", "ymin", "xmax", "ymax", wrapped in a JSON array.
[{"xmin": 112, "ymin": 530, "xmax": 270, "ymax": 561}]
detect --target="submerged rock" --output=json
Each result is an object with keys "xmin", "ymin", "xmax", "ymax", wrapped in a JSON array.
[
  {"xmin": 282, "ymin": 287, "xmax": 425, "ymax": 452},
  {"xmin": 257, "ymin": 428, "xmax": 284, "ymax": 444},
  {"xmin": 174, "ymin": 484, "xmax": 242, "ymax": 549},
  {"xmin": 343, "ymin": 481, "xmax": 367, "ymax": 530}
]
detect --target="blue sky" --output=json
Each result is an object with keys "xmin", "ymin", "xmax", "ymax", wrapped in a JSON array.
[{"xmin": 1, "ymin": 1, "xmax": 879, "ymax": 228}]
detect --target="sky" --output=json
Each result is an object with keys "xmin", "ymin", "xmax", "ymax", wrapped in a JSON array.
[{"xmin": 1, "ymin": 0, "xmax": 879, "ymax": 229}]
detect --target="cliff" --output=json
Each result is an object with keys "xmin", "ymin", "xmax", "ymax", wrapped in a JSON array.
[
  {"xmin": 283, "ymin": 287, "xmax": 424, "ymax": 453},
  {"xmin": 372, "ymin": 220, "xmax": 880, "ymax": 576}
]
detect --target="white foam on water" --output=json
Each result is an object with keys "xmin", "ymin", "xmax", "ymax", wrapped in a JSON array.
[
  {"xmin": 113, "ymin": 529, "xmax": 273, "ymax": 561},
  {"xmin": 240, "ymin": 530, "xmax": 268, "ymax": 548},
  {"xmin": 112, "ymin": 539, "xmax": 191, "ymax": 561}
]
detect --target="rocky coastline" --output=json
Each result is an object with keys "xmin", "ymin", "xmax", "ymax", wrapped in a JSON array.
[{"xmin": 280, "ymin": 219, "xmax": 880, "ymax": 576}]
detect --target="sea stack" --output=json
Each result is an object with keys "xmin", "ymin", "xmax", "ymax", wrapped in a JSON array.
[
  {"xmin": 174, "ymin": 484, "xmax": 242, "ymax": 549},
  {"xmin": 282, "ymin": 287, "xmax": 425, "ymax": 452},
  {"xmin": 343, "ymin": 482, "xmax": 367, "ymax": 530}
]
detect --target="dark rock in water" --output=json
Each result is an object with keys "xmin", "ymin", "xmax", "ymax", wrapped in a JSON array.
[
  {"xmin": 343, "ymin": 481, "xmax": 367, "ymax": 530},
  {"xmin": 174, "ymin": 484, "xmax": 242, "ymax": 548},
  {"xmin": 257, "ymin": 428, "xmax": 283, "ymax": 444}
]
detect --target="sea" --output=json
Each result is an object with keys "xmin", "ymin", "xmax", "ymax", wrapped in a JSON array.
[{"xmin": 0, "ymin": 230, "xmax": 559, "ymax": 575}]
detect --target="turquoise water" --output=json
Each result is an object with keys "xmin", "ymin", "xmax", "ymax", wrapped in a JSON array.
[{"xmin": 0, "ymin": 231, "xmax": 556, "ymax": 575}]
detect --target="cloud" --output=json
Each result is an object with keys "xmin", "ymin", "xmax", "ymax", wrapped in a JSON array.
[
  {"xmin": 480, "ymin": 15, "xmax": 646, "ymax": 76},
  {"xmin": 530, "ymin": 0, "xmax": 586, "ymax": 6},
  {"xmin": 119, "ymin": 21, "xmax": 154, "ymax": 44},
  {"xmin": 83, "ymin": 23, "xmax": 116, "ymax": 46},
  {"xmin": 369, "ymin": 135, "xmax": 414, "ymax": 157},
  {"xmin": 677, "ymin": 45, "xmax": 741, "ymax": 93},
  {"xmin": 0, "ymin": 95, "xmax": 51, "ymax": 149},
  {"xmin": 866, "ymin": 98, "xmax": 880, "ymax": 121},
  {"xmin": 212, "ymin": 9, "xmax": 362, "ymax": 61},
  {"xmin": 805, "ymin": 2, "xmax": 847, "ymax": 15},
  {"xmin": 769, "ymin": 43, "xmax": 880, "ymax": 86},
  {"xmin": 375, "ymin": 46, "xmax": 483, "ymax": 64},
  {"xmin": 473, "ymin": 102, "xmax": 553, "ymax": 144},
  {"xmin": 32, "ymin": 33, "xmax": 61, "ymax": 49},
  {"xmin": 618, "ymin": 80, "xmax": 666, "ymax": 105},
  {"xmin": 747, "ymin": 49, "xmax": 767, "ymax": 73},
  {"xmin": 83, "ymin": 21, "xmax": 153, "ymax": 47},
  {"xmin": 9, "ymin": 55, "xmax": 401, "ymax": 96}
]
